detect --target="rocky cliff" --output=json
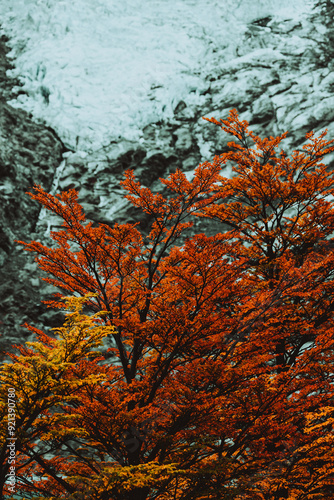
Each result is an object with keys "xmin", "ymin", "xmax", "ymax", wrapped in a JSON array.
[
  {"xmin": 1, "ymin": 4, "xmax": 334, "ymax": 351},
  {"xmin": 48, "ymin": 9, "xmax": 334, "ymax": 230},
  {"xmin": 0, "ymin": 35, "xmax": 65, "ymax": 353}
]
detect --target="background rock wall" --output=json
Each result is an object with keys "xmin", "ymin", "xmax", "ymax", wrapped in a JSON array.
[
  {"xmin": 0, "ymin": 35, "xmax": 65, "ymax": 353},
  {"xmin": 52, "ymin": 9, "xmax": 334, "ymax": 228},
  {"xmin": 1, "ymin": 3, "xmax": 334, "ymax": 352}
]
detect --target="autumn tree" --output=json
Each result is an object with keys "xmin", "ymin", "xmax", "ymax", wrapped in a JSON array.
[{"xmin": 1, "ymin": 110, "xmax": 334, "ymax": 499}]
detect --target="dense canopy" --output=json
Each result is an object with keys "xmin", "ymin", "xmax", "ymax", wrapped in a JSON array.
[{"xmin": 1, "ymin": 110, "xmax": 334, "ymax": 499}]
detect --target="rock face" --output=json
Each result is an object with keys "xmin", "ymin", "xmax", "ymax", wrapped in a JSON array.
[
  {"xmin": 45, "ymin": 9, "xmax": 334, "ymax": 232},
  {"xmin": 2, "ymin": 5, "xmax": 334, "ymax": 350},
  {"xmin": 0, "ymin": 35, "xmax": 65, "ymax": 354}
]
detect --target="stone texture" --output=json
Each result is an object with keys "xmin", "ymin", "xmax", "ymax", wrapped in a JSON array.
[
  {"xmin": 3, "ymin": 7, "xmax": 334, "ymax": 352},
  {"xmin": 0, "ymin": 35, "xmax": 65, "ymax": 356}
]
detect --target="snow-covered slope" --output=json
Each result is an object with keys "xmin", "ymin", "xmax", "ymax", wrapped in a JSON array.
[{"xmin": 0, "ymin": 0, "xmax": 310, "ymax": 151}]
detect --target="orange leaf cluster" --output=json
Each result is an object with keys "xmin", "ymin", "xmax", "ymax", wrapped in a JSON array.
[{"xmin": 1, "ymin": 110, "xmax": 334, "ymax": 499}]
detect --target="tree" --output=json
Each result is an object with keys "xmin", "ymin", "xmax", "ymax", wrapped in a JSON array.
[{"xmin": 1, "ymin": 109, "xmax": 334, "ymax": 499}]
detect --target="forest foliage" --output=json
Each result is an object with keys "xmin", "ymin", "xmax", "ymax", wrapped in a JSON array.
[{"xmin": 1, "ymin": 110, "xmax": 334, "ymax": 499}]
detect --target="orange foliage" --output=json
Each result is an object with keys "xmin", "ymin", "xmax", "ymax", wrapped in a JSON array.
[{"xmin": 1, "ymin": 110, "xmax": 334, "ymax": 499}]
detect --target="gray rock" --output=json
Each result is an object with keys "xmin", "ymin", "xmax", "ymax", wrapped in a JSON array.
[
  {"xmin": 0, "ymin": 35, "xmax": 65, "ymax": 354},
  {"xmin": 3, "ymin": 7, "xmax": 334, "ymax": 352}
]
